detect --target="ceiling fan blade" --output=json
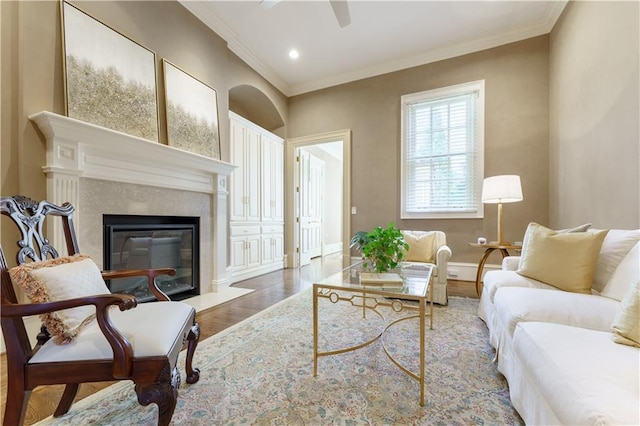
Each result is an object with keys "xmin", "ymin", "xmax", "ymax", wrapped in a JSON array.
[{"xmin": 329, "ymin": 0, "xmax": 351, "ymax": 28}]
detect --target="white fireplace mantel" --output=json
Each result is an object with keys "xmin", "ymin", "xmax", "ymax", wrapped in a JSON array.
[
  {"xmin": 29, "ymin": 110, "xmax": 236, "ymax": 290},
  {"xmin": 30, "ymin": 111, "xmax": 236, "ymax": 193}
]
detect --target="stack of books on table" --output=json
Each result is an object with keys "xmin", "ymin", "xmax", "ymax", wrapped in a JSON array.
[{"xmin": 359, "ymin": 272, "xmax": 404, "ymax": 287}]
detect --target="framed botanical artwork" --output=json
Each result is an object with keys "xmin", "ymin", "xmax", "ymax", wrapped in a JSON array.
[
  {"xmin": 162, "ymin": 59, "xmax": 220, "ymax": 159},
  {"xmin": 61, "ymin": 1, "xmax": 159, "ymax": 141}
]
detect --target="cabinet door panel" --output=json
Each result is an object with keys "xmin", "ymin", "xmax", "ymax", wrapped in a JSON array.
[
  {"xmin": 273, "ymin": 139, "xmax": 284, "ymax": 222},
  {"xmin": 230, "ymin": 120, "xmax": 246, "ymax": 222},
  {"xmin": 246, "ymin": 128, "xmax": 261, "ymax": 222},
  {"xmin": 230, "ymin": 237, "xmax": 247, "ymax": 270},
  {"xmin": 273, "ymin": 233, "xmax": 284, "ymax": 260},
  {"xmin": 247, "ymin": 235, "xmax": 261, "ymax": 268},
  {"xmin": 261, "ymin": 138, "xmax": 273, "ymax": 221},
  {"xmin": 261, "ymin": 235, "xmax": 274, "ymax": 264}
]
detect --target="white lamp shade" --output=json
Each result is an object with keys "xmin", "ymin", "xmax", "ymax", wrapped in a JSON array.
[{"xmin": 481, "ymin": 175, "xmax": 523, "ymax": 204}]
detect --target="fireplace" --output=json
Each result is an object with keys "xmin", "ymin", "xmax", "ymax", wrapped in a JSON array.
[
  {"xmin": 30, "ymin": 111, "xmax": 236, "ymax": 293},
  {"xmin": 104, "ymin": 215, "xmax": 200, "ymax": 302}
]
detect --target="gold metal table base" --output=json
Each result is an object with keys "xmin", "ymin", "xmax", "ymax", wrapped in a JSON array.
[
  {"xmin": 468, "ymin": 243, "xmax": 521, "ymax": 296},
  {"xmin": 313, "ymin": 286, "xmax": 433, "ymax": 406}
]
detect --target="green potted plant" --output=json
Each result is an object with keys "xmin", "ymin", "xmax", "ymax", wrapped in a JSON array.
[{"xmin": 350, "ymin": 222, "xmax": 409, "ymax": 273}]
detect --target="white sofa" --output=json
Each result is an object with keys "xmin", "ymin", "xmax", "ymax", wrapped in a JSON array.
[
  {"xmin": 478, "ymin": 227, "xmax": 640, "ymax": 425},
  {"xmin": 401, "ymin": 230, "xmax": 452, "ymax": 305}
]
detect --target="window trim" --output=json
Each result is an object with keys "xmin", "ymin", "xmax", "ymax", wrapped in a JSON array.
[{"xmin": 400, "ymin": 80, "xmax": 485, "ymax": 220}]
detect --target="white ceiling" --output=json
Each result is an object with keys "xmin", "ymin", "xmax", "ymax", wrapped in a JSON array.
[{"xmin": 180, "ymin": 1, "xmax": 567, "ymax": 97}]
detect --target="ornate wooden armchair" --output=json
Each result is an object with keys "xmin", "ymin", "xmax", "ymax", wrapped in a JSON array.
[{"xmin": 1, "ymin": 195, "xmax": 200, "ymax": 426}]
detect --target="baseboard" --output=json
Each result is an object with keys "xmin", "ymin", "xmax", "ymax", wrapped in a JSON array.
[
  {"xmin": 230, "ymin": 261, "xmax": 285, "ymax": 284},
  {"xmin": 446, "ymin": 261, "xmax": 501, "ymax": 282},
  {"xmin": 348, "ymin": 257, "xmax": 501, "ymax": 282},
  {"xmin": 322, "ymin": 242, "xmax": 343, "ymax": 256}
]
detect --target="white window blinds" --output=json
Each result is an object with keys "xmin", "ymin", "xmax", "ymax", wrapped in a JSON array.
[{"xmin": 401, "ymin": 81, "xmax": 484, "ymax": 219}]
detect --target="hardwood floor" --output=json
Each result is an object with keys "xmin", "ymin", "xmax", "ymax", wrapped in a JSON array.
[{"xmin": 0, "ymin": 256, "xmax": 477, "ymax": 425}]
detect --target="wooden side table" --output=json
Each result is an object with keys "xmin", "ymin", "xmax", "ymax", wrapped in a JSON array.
[{"xmin": 469, "ymin": 242, "xmax": 522, "ymax": 296}]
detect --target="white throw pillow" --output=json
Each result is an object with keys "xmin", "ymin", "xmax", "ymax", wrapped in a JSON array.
[
  {"xmin": 592, "ymin": 229, "xmax": 640, "ymax": 293},
  {"xmin": 611, "ymin": 279, "xmax": 640, "ymax": 347},
  {"xmin": 9, "ymin": 254, "xmax": 110, "ymax": 344},
  {"xmin": 600, "ymin": 242, "xmax": 640, "ymax": 301}
]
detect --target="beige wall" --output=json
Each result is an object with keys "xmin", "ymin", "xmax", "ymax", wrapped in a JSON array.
[
  {"xmin": 549, "ymin": 0, "xmax": 640, "ymax": 229},
  {"xmin": 1, "ymin": 1, "xmax": 62, "ymax": 203},
  {"xmin": 0, "ymin": 0, "xmax": 288, "ymax": 193},
  {"xmin": 0, "ymin": 1, "xmax": 287, "ymax": 264},
  {"xmin": 288, "ymin": 36, "xmax": 550, "ymax": 263},
  {"xmin": 1, "ymin": 2, "xmax": 19, "ymax": 214},
  {"xmin": 3, "ymin": 0, "xmax": 637, "ymax": 268},
  {"xmin": 0, "ymin": 2, "xmax": 21, "ymax": 251}
]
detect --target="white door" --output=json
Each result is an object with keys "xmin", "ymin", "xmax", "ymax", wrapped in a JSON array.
[{"xmin": 299, "ymin": 151, "xmax": 324, "ymax": 266}]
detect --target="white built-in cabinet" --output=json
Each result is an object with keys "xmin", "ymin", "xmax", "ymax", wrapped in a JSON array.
[{"xmin": 229, "ymin": 112, "xmax": 284, "ymax": 282}]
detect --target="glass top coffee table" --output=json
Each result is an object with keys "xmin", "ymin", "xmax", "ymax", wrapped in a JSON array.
[{"xmin": 312, "ymin": 261, "xmax": 434, "ymax": 406}]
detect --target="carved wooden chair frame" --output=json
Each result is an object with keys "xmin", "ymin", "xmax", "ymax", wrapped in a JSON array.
[{"xmin": 1, "ymin": 195, "xmax": 200, "ymax": 425}]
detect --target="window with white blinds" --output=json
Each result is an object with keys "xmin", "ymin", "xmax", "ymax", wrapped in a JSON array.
[{"xmin": 401, "ymin": 80, "xmax": 485, "ymax": 219}]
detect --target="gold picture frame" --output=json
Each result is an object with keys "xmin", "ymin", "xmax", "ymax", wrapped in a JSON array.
[
  {"xmin": 162, "ymin": 59, "xmax": 220, "ymax": 160},
  {"xmin": 61, "ymin": 1, "xmax": 160, "ymax": 141},
  {"xmin": 162, "ymin": 59, "xmax": 220, "ymax": 159}
]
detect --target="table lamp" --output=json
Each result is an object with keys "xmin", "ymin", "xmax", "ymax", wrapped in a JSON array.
[{"xmin": 481, "ymin": 175, "xmax": 523, "ymax": 245}]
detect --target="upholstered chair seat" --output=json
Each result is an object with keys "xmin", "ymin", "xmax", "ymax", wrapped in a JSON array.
[{"xmin": 29, "ymin": 301, "xmax": 195, "ymax": 364}]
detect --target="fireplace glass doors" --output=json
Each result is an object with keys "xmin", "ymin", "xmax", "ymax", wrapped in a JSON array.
[{"xmin": 104, "ymin": 215, "xmax": 199, "ymax": 302}]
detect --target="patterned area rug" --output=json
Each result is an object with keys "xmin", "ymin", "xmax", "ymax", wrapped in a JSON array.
[{"xmin": 36, "ymin": 290, "xmax": 523, "ymax": 425}]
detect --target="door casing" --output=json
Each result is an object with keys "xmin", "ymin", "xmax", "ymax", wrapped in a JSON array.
[{"xmin": 285, "ymin": 130, "xmax": 352, "ymax": 269}]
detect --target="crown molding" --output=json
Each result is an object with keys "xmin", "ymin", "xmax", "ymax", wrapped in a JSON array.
[
  {"xmin": 289, "ymin": 1, "xmax": 568, "ymax": 96},
  {"xmin": 543, "ymin": 1, "xmax": 569, "ymax": 32},
  {"xmin": 180, "ymin": 1, "xmax": 568, "ymax": 97},
  {"xmin": 179, "ymin": 1, "xmax": 291, "ymax": 95}
]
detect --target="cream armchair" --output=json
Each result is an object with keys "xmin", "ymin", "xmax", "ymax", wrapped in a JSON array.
[{"xmin": 401, "ymin": 230, "xmax": 452, "ymax": 305}]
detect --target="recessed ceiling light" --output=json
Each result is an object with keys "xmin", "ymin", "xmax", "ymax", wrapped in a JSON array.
[{"xmin": 289, "ymin": 49, "xmax": 299, "ymax": 60}]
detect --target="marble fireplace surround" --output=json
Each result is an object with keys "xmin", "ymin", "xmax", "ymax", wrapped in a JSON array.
[{"xmin": 29, "ymin": 111, "xmax": 236, "ymax": 292}]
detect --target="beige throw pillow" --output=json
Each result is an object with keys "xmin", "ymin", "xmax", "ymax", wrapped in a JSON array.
[
  {"xmin": 516, "ymin": 223, "xmax": 608, "ymax": 293},
  {"xmin": 519, "ymin": 222, "xmax": 591, "ymax": 264},
  {"xmin": 611, "ymin": 279, "xmax": 640, "ymax": 347},
  {"xmin": 9, "ymin": 254, "xmax": 110, "ymax": 344},
  {"xmin": 401, "ymin": 230, "xmax": 436, "ymax": 263}
]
